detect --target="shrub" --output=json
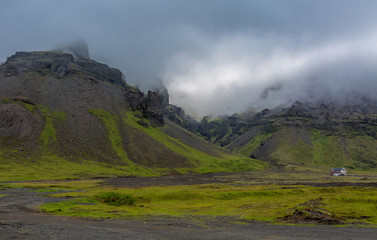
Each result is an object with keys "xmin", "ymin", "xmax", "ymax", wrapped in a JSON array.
[{"xmin": 94, "ymin": 192, "xmax": 135, "ymax": 206}]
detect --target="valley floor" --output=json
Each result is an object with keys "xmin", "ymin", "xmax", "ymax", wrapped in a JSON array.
[{"xmin": 1, "ymin": 170, "xmax": 377, "ymax": 239}]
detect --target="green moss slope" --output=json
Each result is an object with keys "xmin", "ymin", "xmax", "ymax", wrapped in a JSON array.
[
  {"xmin": 88, "ymin": 109, "xmax": 133, "ymax": 166},
  {"xmin": 122, "ymin": 112, "xmax": 267, "ymax": 174},
  {"xmin": 239, "ymin": 127, "xmax": 377, "ymax": 170}
]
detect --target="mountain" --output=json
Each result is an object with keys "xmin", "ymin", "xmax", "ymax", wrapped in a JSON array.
[
  {"xmin": 196, "ymin": 99, "xmax": 377, "ymax": 170},
  {"xmin": 0, "ymin": 51, "xmax": 264, "ymax": 180}
]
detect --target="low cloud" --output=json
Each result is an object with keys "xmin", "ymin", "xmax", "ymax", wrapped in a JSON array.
[
  {"xmin": 2, "ymin": 1, "xmax": 377, "ymax": 117},
  {"xmin": 164, "ymin": 31, "xmax": 377, "ymax": 116}
]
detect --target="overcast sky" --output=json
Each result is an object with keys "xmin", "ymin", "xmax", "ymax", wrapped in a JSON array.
[{"xmin": 2, "ymin": 0, "xmax": 377, "ymax": 117}]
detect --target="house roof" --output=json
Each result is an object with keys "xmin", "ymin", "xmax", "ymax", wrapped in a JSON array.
[{"xmin": 332, "ymin": 168, "xmax": 346, "ymax": 172}]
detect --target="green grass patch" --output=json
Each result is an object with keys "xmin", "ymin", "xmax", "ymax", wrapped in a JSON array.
[
  {"xmin": 236, "ymin": 133, "xmax": 272, "ymax": 156},
  {"xmin": 94, "ymin": 192, "xmax": 135, "ymax": 206},
  {"xmin": 271, "ymin": 129, "xmax": 314, "ymax": 164},
  {"xmin": 39, "ymin": 106, "xmax": 66, "ymax": 146},
  {"xmin": 19, "ymin": 102, "xmax": 38, "ymax": 112},
  {"xmin": 89, "ymin": 109, "xmax": 133, "ymax": 166},
  {"xmin": 40, "ymin": 182, "xmax": 377, "ymax": 225},
  {"xmin": 266, "ymin": 128, "xmax": 377, "ymax": 170},
  {"xmin": 0, "ymin": 98, "xmax": 38, "ymax": 112},
  {"xmin": 0, "ymin": 150, "xmax": 156, "ymax": 181},
  {"xmin": 312, "ymin": 131, "xmax": 348, "ymax": 166}
]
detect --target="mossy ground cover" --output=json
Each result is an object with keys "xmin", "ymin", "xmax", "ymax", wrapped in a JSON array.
[
  {"xmin": 39, "ymin": 106, "xmax": 66, "ymax": 146},
  {"xmin": 0, "ymin": 107, "xmax": 265, "ymax": 181},
  {"xmin": 33, "ymin": 179, "xmax": 377, "ymax": 226},
  {"xmin": 5, "ymin": 168, "xmax": 377, "ymax": 226},
  {"xmin": 265, "ymin": 128, "xmax": 377, "ymax": 170},
  {"xmin": 88, "ymin": 109, "xmax": 133, "ymax": 166},
  {"xmin": 123, "ymin": 112, "xmax": 266, "ymax": 174},
  {"xmin": 0, "ymin": 151, "xmax": 155, "ymax": 181},
  {"xmin": 236, "ymin": 133, "xmax": 273, "ymax": 156}
]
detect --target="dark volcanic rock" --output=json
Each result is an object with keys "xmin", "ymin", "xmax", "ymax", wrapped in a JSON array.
[
  {"xmin": 5, "ymin": 51, "xmax": 125, "ymax": 87},
  {"xmin": 4, "ymin": 65, "xmax": 18, "ymax": 77},
  {"xmin": 125, "ymin": 87, "xmax": 144, "ymax": 111},
  {"xmin": 51, "ymin": 59, "xmax": 71, "ymax": 78},
  {"xmin": 124, "ymin": 86, "xmax": 166, "ymax": 126},
  {"xmin": 141, "ymin": 91, "xmax": 164, "ymax": 127},
  {"xmin": 30, "ymin": 60, "xmax": 52, "ymax": 73},
  {"xmin": 6, "ymin": 51, "xmax": 74, "ymax": 79},
  {"xmin": 74, "ymin": 59, "xmax": 125, "ymax": 88},
  {"xmin": 164, "ymin": 105, "xmax": 199, "ymax": 132}
]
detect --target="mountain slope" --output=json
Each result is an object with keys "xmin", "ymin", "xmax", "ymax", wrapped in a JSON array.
[
  {"xmin": 0, "ymin": 51, "xmax": 265, "ymax": 180},
  {"xmin": 198, "ymin": 100, "xmax": 377, "ymax": 170}
]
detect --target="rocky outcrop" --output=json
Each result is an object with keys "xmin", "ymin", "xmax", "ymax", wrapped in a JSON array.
[
  {"xmin": 141, "ymin": 91, "xmax": 164, "ymax": 127},
  {"xmin": 164, "ymin": 105, "xmax": 199, "ymax": 132},
  {"xmin": 4, "ymin": 51, "xmax": 125, "ymax": 87},
  {"xmin": 73, "ymin": 59, "xmax": 125, "ymax": 87},
  {"xmin": 4, "ymin": 65, "xmax": 18, "ymax": 77},
  {"xmin": 51, "ymin": 59, "xmax": 71, "ymax": 78},
  {"xmin": 124, "ymin": 87, "xmax": 165, "ymax": 127},
  {"xmin": 6, "ymin": 51, "xmax": 73, "ymax": 78},
  {"xmin": 125, "ymin": 84, "xmax": 198, "ymax": 128},
  {"xmin": 125, "ymin": 87, "xmax": 144, "ymax": 111}
]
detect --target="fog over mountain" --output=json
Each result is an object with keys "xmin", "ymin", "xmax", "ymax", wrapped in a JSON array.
[{"xmin": 2, "ymin": 0, "xmax": 377, "ymax": 117}]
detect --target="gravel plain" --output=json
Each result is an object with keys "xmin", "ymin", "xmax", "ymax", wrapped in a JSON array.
[{"xmin": 1, "ymin": 173, "xmax": 377, "ymax": 240}]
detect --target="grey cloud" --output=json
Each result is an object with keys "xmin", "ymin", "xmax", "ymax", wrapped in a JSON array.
[{"xmin": 2, "ymin": 0, "xmax": 377, "ymax": 117}]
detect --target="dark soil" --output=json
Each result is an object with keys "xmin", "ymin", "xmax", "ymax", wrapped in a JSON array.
[{"xmin": 105, "ymin": 170, "xmax": 377, "ymax": 188}]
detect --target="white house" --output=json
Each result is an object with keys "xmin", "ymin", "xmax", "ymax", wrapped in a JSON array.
[{"xmin": 330, "ymin": 168, "xmax": 347, "ymax": 176}]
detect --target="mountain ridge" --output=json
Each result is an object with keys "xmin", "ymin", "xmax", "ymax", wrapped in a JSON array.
[
  {"xmin": 194, "ymin": 99, "xmax": 377, "ymax": 170},
  {"xmin": 0, "ymin": 50, "xmax": 264, "ymax": 180}
]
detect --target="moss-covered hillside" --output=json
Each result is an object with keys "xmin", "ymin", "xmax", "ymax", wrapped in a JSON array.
[
  {"xmin": 0, "ymin": 51, "xmax": 265, "ymax": 180},
  {"xmin": 199, "ymin": 101, "xmax": 377, "ymax": 170}
]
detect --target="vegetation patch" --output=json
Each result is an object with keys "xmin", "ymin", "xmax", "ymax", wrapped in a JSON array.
[
  {"xmin": 0, "ymin": 151, "xmax": 154, "ymax": 181},
  {"xmin": 94, "ymin": 192, "xmax": 135, "ymax": 206},
  {"xmin": 19, "ymin": 101, "xmax": 38, "ymax": 112},
  {"xmin": 89, "ymin": 108, "xmax": 133, "ymax": 166},
  {"xmin": 123, "ymin": 112, "xmax": 266, "ymax": 174},
  {"xmin": 236, "ymin": 133, "xmax": 272, "ymax": 156},
  {"xmin": 0, "ymin": 97, "xmax": 37, "ymax": 112},
  {"xmin": 39, "ymin": 106, "xmax": 66, "ymax": 146},
  {"xmin": 266, "ymin": 129, "xmax": 377, "ymax": 170},
  {"xmin": 39, "ymin": 180, "xmax": 377, "ymax": 226},
  {"xmin": 311, "ymin": 131, "xmax": 347, "ymax": 166},
  {"xmin": 279, "ymin": 198, "xmax": 344, "ymax": 225}
]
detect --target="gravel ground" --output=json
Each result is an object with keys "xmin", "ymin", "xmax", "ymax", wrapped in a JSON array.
[{"xmin": 1, "ymin": 175, "xmax": 377, "ymax": 239}]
